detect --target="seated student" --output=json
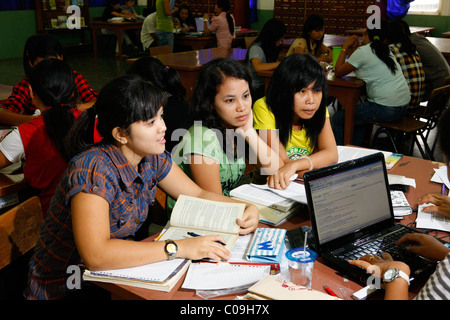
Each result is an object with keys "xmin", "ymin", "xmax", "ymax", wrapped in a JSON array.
[
  {"xmin": 203, "ymin": 0, "xmax": 235, "ymax": 48},
  {"xmin": 349, "ymin": 107, "xmax": 450, "ymax": 300},
  {"xmin": 166, "ymin": 58, "xmax": 281, "ymax": 213},
  {"xmin": 0, "ymin": 59, "xmax": 96, "ymax": 217},
  {"xmin": 120, "ymin": 0, "xmax": 138, "ymax": 16},
  {"xmin": 387, "ymin": 19, "xmax": 425, "ymax": 109},
  {"xmin": 127, "ymin": 56, "xmax": 190, "ymax": 152},
  {"xmin": 0, "ymin": 34, "xmax": 97, "ymax": 126},
  {"xmin": 399, "ymin": 19, "xmax": 450, "ymax": 101},
  {"xmin": 245, "ymin": 18, "xmax": 287, "ymax": 101},
  {"xmin": 252, "ymin": 54, "xmax": 338, "ymax": 188},
  {"xmin": 174, "ymin": 3, "xmax": 196, "ymax": 32},
  {"xmin": 332, "ymin": 19, "xmax": 410, "ymax": 146},
  {"xmin": 286, "ymin": 14, "xmax": 332, "ymax": 64},
  {"xmin": 102, "ymin": 0, "xmax": 140, "ymax": 55},
  {"xmin": 140, "ymin": 10, "xmax": 158, "ymax": 52},
  {"xmin": 26, "ymin": 74, "xmax": 259, "ymax": 300}
]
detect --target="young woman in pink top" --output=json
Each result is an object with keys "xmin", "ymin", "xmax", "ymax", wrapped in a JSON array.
[{"xmin": 203, "ymin": 0, "xmax": 235, "ymax": 48}]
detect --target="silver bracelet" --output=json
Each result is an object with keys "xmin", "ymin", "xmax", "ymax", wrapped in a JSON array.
[{"xmin": 300, "ymin": 155, "xmax": 313, "ymax": 171}]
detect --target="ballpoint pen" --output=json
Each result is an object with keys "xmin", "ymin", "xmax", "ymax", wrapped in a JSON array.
[
  {"xmin": 187, "ymin": 232, "xmax": 226, "ymax": 246},
  {"xmin": 442, "ymin": 183, "xmax": 446, "ymax": 195},
  {"xmin": 323, "ymin": 285, "xmax": 338, "ymax": 297}
]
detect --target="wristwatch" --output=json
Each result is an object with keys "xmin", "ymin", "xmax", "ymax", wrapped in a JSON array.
[
  {"xmin": 383, "ymin": 268, "xmax": 410, "ymax": 286},
  {"xmin": 164, "ymin": 240, "xmax": 178, "ymax": 260}
]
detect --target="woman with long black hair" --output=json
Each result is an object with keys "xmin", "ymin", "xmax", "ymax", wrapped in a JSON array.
[{"xmin": 333, "ymin": 19, "xmax": 410, "ymax": 146}]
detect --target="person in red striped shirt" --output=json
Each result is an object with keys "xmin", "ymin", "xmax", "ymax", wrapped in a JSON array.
[{"xmin": 0, "ymin": 34, "xmax": 97, "ymax": 126}]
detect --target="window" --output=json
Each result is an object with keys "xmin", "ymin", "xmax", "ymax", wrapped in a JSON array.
[{"xmin": 409, "ymin": 0, "xmax": 441, "ymax": 14}]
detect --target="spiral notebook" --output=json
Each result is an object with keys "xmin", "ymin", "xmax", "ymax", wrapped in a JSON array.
[{"xmin": 83, "ymin": 259, "xmax": 190, "ymax": 292}]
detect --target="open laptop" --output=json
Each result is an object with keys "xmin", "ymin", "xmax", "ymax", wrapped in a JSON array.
[
  {"xmin": 303, "ymin": 152, "xmax": 435, "ymax": 284},
  {"xmin": 194, "ymin": 17, "xmax": 207, "ymax": 33}
]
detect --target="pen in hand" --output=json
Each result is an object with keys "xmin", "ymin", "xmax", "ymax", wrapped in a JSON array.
[
  {"xmin": 442, "ymin": 184, "xmax": 446, "ymax": 195},
  {"xmin": 187, "ymin": 232, "xmax": 226, "ymax": 246}
]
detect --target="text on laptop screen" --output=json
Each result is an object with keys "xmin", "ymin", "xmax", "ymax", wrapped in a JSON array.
[{"xmin": 309, "ymin": 161, "xmax": 392, "ymax": 245}]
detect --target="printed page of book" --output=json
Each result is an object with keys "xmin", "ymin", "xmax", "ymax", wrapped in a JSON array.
[{"xmin": 170, "ymin": 195, "xmax": 245, "ymax": 234}]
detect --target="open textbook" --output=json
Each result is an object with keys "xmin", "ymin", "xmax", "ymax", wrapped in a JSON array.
[{"xmin": 158, "ymin": 195, "xmax": 245, "ymax": 251}]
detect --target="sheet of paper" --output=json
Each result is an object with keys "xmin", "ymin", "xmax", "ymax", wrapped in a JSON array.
[
  {"xmin": 181, "ymin": 262, "xmax": 270, "ymax": 290},
  {"xmin": 337, "ymin": 145, "xmax": 391, "ymax": 163},
  {"xmin": 416, "ymin": 203, "xmax": 450, "ymax": 232},
  {"xmin": 250, "ymin": 182, "xmax": 307, "ymax": 203}
]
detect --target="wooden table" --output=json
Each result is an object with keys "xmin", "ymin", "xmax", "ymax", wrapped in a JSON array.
[
  {"xmin": 154, "ymin": 47, "xmax": 248, "ymax": 101},
  {"xmin": 257, "ymin": 70, "xmax": 366, "ymax": 146},
  {"xmin": 426, "ymin": 36, "xmax": 450, "ymax": 65},
  {"xmin": 92, "ymin": 154, "xmax": 446, "ymax": 300},
  {"xmin": 175, "ymin": 29, "xmax": 258, "ymax": 51},
  {"xmin": 345, "ymin": 26, "xmax": 436, "ymax": 37},
  {"xmin": 90, "ymin": 20, "xmax": 143, "ymax": 60},
  {"xmin": 0, "ymin": 83, "xmax": 13, "ymax": 105}
]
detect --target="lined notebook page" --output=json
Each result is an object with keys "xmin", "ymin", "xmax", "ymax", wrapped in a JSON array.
[
  {"xmin": 88, "ymin": 258, "xmax": 187, "ymax": 283},
  {"xmin": 181, "ymin": 263, "xmax": 271, "ymax": 290}
]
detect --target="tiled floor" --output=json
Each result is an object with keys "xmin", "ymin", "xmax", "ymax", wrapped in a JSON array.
[{"xmin": 0, "ymin": 50, "xmax": 444, "ymax": 163}]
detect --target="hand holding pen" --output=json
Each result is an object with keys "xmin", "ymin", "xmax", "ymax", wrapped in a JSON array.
[
  {"xmin": 418, "ymin": 191, "xmax": 450, "ymax": 219},
  {"xmin": 175, "ymin": 233, "xmax": 231, "ymax": 261}
]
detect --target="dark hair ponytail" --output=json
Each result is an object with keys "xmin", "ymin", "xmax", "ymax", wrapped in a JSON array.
[
  {"xmin": 217, "ymin": 0, "xmax": 234, "ymax": 36},
  {"xmin": 368, "ymin": 19, "xmax": 397, "ymax": 74},
  {"xmin": 29, "ymin": 58, "xmax": 76, "ymax": 161}
]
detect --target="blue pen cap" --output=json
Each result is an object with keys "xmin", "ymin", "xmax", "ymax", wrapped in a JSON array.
[{"xmin": 286, "ymin": 248, "xmax": 318, "ymax": 263}]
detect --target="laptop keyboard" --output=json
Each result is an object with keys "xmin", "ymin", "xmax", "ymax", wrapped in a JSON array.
[{"xmin": 337, "ymin": 225, "xmax": 418, "ymax": 262}]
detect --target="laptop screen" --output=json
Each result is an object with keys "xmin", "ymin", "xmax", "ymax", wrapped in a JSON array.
[
  {"xmin": 306, "ymin": 156, "xmax": 392, "ymax": 247},
  {"xmin": 195, "ymin": 17, "xmax": 208, "ymax": 32}
]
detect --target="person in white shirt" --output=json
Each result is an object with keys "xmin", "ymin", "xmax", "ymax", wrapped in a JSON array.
[{"xmin": 141, "ymin": 11, "xmax": 158, "ymax": 51}]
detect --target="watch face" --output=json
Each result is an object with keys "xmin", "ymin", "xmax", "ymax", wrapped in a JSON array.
[
  {"xmin": 384, "ymin": 268, "xmax": 398, "ymax": 281},
  {"xmin": 166, "ymin": 243, "xmax": 177, "ymax": 254}
]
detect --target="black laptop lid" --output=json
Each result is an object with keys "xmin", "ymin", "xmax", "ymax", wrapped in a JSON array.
[{"xmin": 303, "ymin": 152, "xmax": 395, "ymax": 254}]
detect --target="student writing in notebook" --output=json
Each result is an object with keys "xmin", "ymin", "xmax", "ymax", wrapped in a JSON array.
[
  {"xmin": 252, "ymin": 54, "xmax": 338, "ymax": 189},
  {"xmin": 26, "ymin": 75, "xmax": 258, "ymax": 300},
  {"xmin": 349, "ymin": 108, "xmax": 450, "ymax": 300},
  {"xmin": 166, "ymin": 58, "xmax": 281, "ymax": 214},
  {"xmin": 0, "ymin": 34, "xmax": 97, "ymax": 126}
]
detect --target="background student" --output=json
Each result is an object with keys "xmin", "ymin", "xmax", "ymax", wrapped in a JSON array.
[
  {"xmin": 127, "ymin": 56, "xmax": 190, "ymax": 152},
  {"xmin": 387, "ymin": 19, "xmax": 425, "ymax": 109},
  {"xmin": 167, "ymin": 58, "xmax": 280, "ymax": 213},
  {"xmin": 102, "ymin": 0, "xmax": 140, "ymax": 56},
  {"xmin": 252, "ymin": 54, "xmax": 338, "ymax": 188},
  {"xmin": 245, "ymin": 18, "xmax": 287, "ymax": 101},
  {"xmin": 141, "ymin": 9, "xmax": 158, "ymax": 52},
  {"xmin": 332, "ymin": 19, "xmax": 410, "ymax": 146},
  {"xmin": 174, "ymin": 3, "xmax": 196, "ymax": 32},
  {"xmin": 0, "ymin": 34, "xmax": 97, "ymax": 126},
  {"xmin": 349, "ymin": 107, "xmax": 450, "ymax": 300},
  {"xmin": 26, "ymin": 75, "xmax": 258, "ymax": 300},
  {"xmin": 203, "ymin": 0, "xmax": 235, "ymax": 49},
  {"xmin": 156, "ymin": 0, "xmax": 178, "ymax": 52},
  {"xmin": 398, "ymin": 19, "xmax": 450, "ymax": 101},
  {"xmin": 286, "ymin": 14, "xmax": 332, "ymax": 64},
  {"xmin": 0, "ymin": 59, "xmax": 94, "ymax": 216}
]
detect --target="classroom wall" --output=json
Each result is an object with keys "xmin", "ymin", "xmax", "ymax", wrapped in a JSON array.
[{"xmin": 0, "ymin": 1, "xmax": 448, "ymax": 60}]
